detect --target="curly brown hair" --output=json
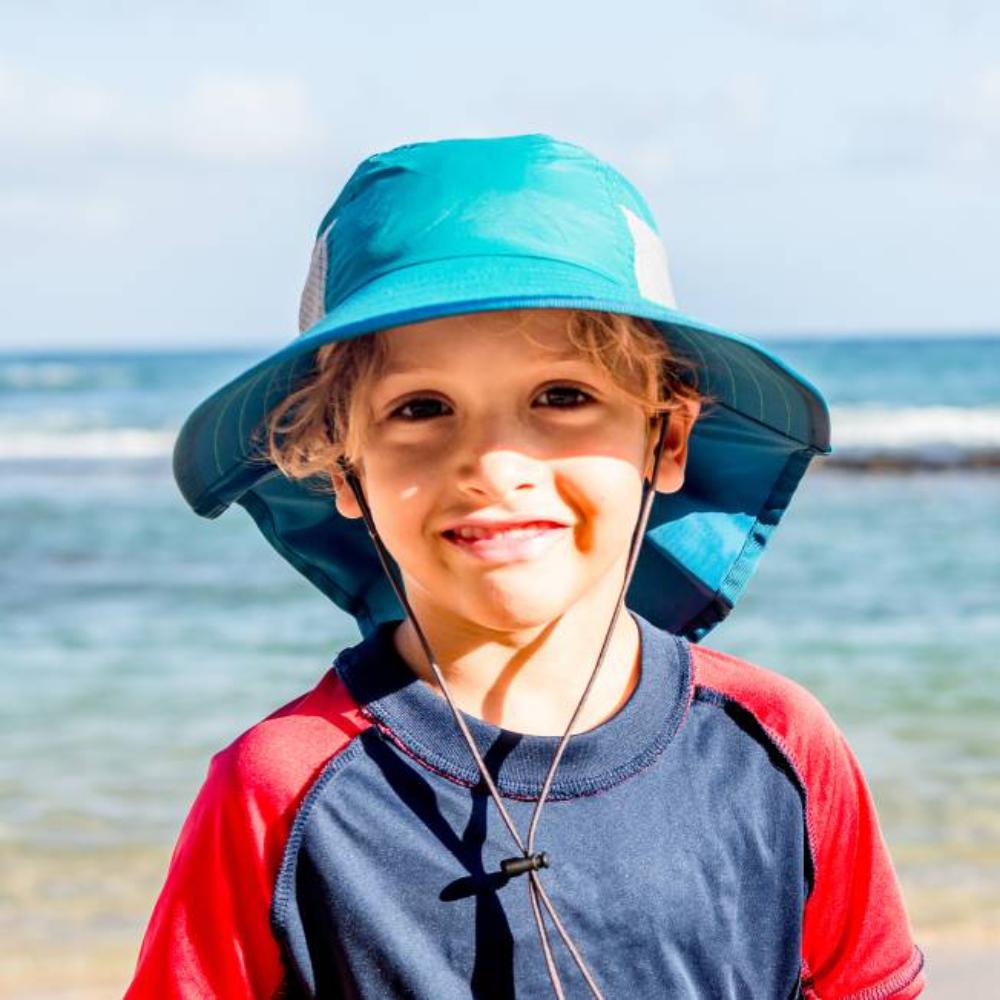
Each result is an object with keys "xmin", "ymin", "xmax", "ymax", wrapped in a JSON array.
[{"xmin": 254, "ymin": 308, "xmax": 710, "ymax": 496}]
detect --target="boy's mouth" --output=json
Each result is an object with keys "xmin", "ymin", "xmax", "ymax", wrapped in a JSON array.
[{"xmin": 441, "ymin": 520, "xmax": 569, "ymax": 563}]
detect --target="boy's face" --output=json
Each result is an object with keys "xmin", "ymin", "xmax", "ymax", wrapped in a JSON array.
[{"xmin": 333, "ymin": 309, "xmax": 699, "ymax": 635}]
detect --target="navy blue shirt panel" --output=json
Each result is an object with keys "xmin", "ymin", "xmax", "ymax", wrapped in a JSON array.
[{"xmin": 272, "ymin": 615, "xmax": 809, "ymax": 999}]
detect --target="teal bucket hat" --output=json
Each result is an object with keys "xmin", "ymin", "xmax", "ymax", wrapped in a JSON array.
[{"xmin": 172, "ymin": 133, "xmax": 831, "ymax": 642}]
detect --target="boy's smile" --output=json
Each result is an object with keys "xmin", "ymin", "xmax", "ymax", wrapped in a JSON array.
[
  {"xmin": 332, "ymin": 308, "xmax": 697, "ymax": 641},
  {"xmin": 440, "ymin": 519, "xmax": 571, "ymax": 564}
]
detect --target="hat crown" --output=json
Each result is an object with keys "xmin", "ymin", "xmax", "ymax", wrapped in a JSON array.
[{"xmin": 298, "ymin": 133, "xmax": 675, "ymax": 333}]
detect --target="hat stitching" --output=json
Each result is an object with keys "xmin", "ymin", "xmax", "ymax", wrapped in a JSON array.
[
  {"xmin": 733, "ymin": 346, "xmax": 796, "ymax": 437},
  {"xmin": 238, "ymin": 369, "xmax": 269, "ymax": 464},
  {"xmin": 735, "ymin": 351, "xmax": 769, "ymax": 427},
  {"xmin": 242, "ymin": 353, "xmax": 294, "ymax": 464},
  {"xmin": 206, "ymin": 311, "xmax": 814, "ymax": 499},
  {"xmin": 711, "ymin": 338, "xmax": 741, "ymax": 412},
  {"xmin": 667, "ymin": 324, "xmax": 714, "ymax": 398},
  {"xmin": 717, "ymin": 448, "xmax": 814, "ymax": 607},
  {"xmin": 213, "ymin": 366, "xmax": 269, "ymax": 477}
]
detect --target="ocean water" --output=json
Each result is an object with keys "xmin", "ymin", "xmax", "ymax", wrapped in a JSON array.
[{"xmin": 1, "ymin": 337, "xmax": 998, "ymax": 990}]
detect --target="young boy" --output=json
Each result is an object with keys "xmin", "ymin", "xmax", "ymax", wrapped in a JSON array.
[{"xmin": 127, "ymin": 134, "xmax": 925, "ymax": 998}]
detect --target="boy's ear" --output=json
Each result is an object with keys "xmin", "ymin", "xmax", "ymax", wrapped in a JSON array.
[
  {"xmin": 331, "ymin": 464, "xmax": 364, "ymax": 520},
  {"xmin": 647, "ymin": 397, "xmax": 701, "ymax": 494}
]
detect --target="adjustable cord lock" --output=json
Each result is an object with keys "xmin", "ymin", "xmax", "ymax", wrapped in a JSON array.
[{"xmin": 500, "ymin": 852, "xmax": 550, "ymax": 877}]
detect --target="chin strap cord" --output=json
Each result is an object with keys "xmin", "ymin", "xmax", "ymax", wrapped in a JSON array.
[{"xmin": 339, "ymin": 414, "xmax": 670, "ymax": 1000}]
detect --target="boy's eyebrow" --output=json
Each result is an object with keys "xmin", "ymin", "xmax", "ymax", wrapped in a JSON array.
[
  {"xmin": 380, "ymin": 352, "xmax": 586, "ymax": 378},
  {"xmin": 379, "ymin": 364, "xmax": 449, "ymax": 378}
]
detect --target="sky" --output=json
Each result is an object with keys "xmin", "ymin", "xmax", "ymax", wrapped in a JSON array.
[{"xmin": 1, "ymin": 0, "xmax": 998, "ymax": 351}]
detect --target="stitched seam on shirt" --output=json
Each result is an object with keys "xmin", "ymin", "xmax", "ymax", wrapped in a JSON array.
[
  {"xmin": 361, "ymin": 632, "xmax": 695, "ymax": 801},
  {"xmin": 270, "ymin": 736, "xmax": 368, "ymax": 948},
  {"xmin": 694, "ymin": 684, "xmax": 817, "ymax": 891},
  {"xmin": 364, "ymin": 706, "xmax": 673, "ymax": 802},
  {"xmin": 841, "ymin": 945, "xmax": 925, "ymax": 1000}
]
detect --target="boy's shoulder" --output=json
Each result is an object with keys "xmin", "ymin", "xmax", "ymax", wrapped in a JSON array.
[
  {"xmin": 686, "ymin": 642, "xmax": 867, "ymax": 873},
  {"xmin": 686, "ymin": 646, "xmax": 926, "ymax": 999},
  {"xmin": 206, "ymin": 664, "xmax": 371, "ymax": 817},
  {"xmin": 685, "ymin": 643, "xmax": 859, "ymax": 838},
  {"xmin": 687, "ymin": 641, "xmax": 837, "ymax": 750}
]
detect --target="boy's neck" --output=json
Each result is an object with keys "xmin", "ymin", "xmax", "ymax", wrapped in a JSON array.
[{"xmin": 390, "ymin": 578, "xmax": 641, "ymax": 738}]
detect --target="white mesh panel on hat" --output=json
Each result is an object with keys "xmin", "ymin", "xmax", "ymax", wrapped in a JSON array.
[
  {"xmin": 298, "ymin": 219, "xmax": 337, "ymax": 333},
  {"xmin": 620, "ymin": 206, "xmax": 676, "ymax": 309}
]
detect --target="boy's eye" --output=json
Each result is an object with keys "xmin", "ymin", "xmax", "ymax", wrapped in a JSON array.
[
  {"xmin": 389, "ymin": 397, "xmax": 451, "ymax": 421},
  {"xmin": 387, "ymin": 385, "xmax": 594, "ymax": 422},
  {"xmin": 535, "ymin": 385, "xmax": 594, "ymax": 409}
]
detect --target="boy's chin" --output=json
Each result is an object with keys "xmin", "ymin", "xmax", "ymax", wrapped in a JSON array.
[
  {"xmin": 403, "ymin": 558, "xmax": 627, "ymax": 635},
  {"xmin": 452, "ymin": 582, "xmax": 589, "ymax": 635}
]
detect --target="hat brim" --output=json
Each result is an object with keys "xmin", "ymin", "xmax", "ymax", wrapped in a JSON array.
[{"xmin": 173, "ymin": 257, "xmax": 831, "ymax": 641}]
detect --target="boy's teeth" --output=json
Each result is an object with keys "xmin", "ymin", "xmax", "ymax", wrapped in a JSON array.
[{"xmin": 453, "ymin": 523, "xmax": 551, "ymax": 540}]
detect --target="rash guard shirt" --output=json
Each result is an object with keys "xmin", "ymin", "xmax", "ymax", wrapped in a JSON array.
[{"xmin": 125, "ymin": 613, "xmax": 925, "ymax": 999}]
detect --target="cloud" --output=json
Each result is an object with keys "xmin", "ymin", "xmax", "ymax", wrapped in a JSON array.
[
  {"xmin": 624, "ymin": 73, "xmax": 776, "ymax": 185},
  {"xmin": 169, "ymin": 75, "xmax": 321, "ymax": 162},
  {"xmin": 711, "ymin": 0, "xmax": 995, "ymax": 36},
  {"xmin": 843, "ymin": 65, "xmax": 1000, "ymax": 174},
  {"xmin": 0, "ymin": 190, "xmax": 127, "ymax": 236},
  {"xmin": 0, "ymin": 62, "xmax": 328, "ymax": 249},
  {"xmin": 710, "ymin": 0, "xmax": 881, "ymax": 36},
  {"xmin": 948, "ymin": 65, "xmax": 1000, "ymax": 166},
  {"xmin": 0, "ymin": 63, "xmax": 124, "ymax": 152},
  {"xmin": 0, "ymin": 62, "xmax": 324, "ymax": 165},
  {"xmin": 0, "ymin": 62, "xmax": 327, "ymax": 241}
]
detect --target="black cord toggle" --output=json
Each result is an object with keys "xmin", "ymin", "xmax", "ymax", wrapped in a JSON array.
[{"xmin": 500, "ymin": 852, "xmax": 550, "ymax": 877}]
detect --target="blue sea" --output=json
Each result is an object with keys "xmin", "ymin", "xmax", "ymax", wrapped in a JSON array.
[{"xmin": 2, "ymin": 337, "xmax": 999, "ymax": 991}]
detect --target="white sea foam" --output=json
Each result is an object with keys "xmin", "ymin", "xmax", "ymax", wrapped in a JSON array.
[
  {"xmin": 1, "ymin": 406, "xmax": 998, "ymax": 464},
  {"xmin": 0, "ymin": 362, "xmax": 87, "ymax": 389},
  {"xmin": 0, "ymin": 362, "xmax": 131, "ymax": 391},
  {"xmin": 831, "ymin": 406, "xmax": 1000, "ymax": 449},
  {"xmin": 0, "ymin": 429, "xmax": 176, "ymax": 460}
]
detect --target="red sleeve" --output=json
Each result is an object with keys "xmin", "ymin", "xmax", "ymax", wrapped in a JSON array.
[
  {"xmin": 690, "ymin": 645, "xmax": 925, "ymax": 999},
  {"xmin": 124, "ymin": 670, "xmax": 370, "ymax": 999},
  {"xmin": 798, "ymin": 720, "xmax": 925, "ymax": 999}
]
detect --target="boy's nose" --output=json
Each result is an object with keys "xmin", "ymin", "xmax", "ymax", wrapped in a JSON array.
[{"xmin": 454, "ymin": 447, "xmax": 546, "ymax": 502}]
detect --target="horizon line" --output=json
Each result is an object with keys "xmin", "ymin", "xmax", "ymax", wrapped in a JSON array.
[{"xmin": 2, "ymin": 327, "xmax": 999, "ymax": 357}]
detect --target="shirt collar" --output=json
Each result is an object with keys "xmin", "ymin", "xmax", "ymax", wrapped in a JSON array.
[{"xmin": 334, "ymin": 610, "xmax": 692, "ymax": 800}]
